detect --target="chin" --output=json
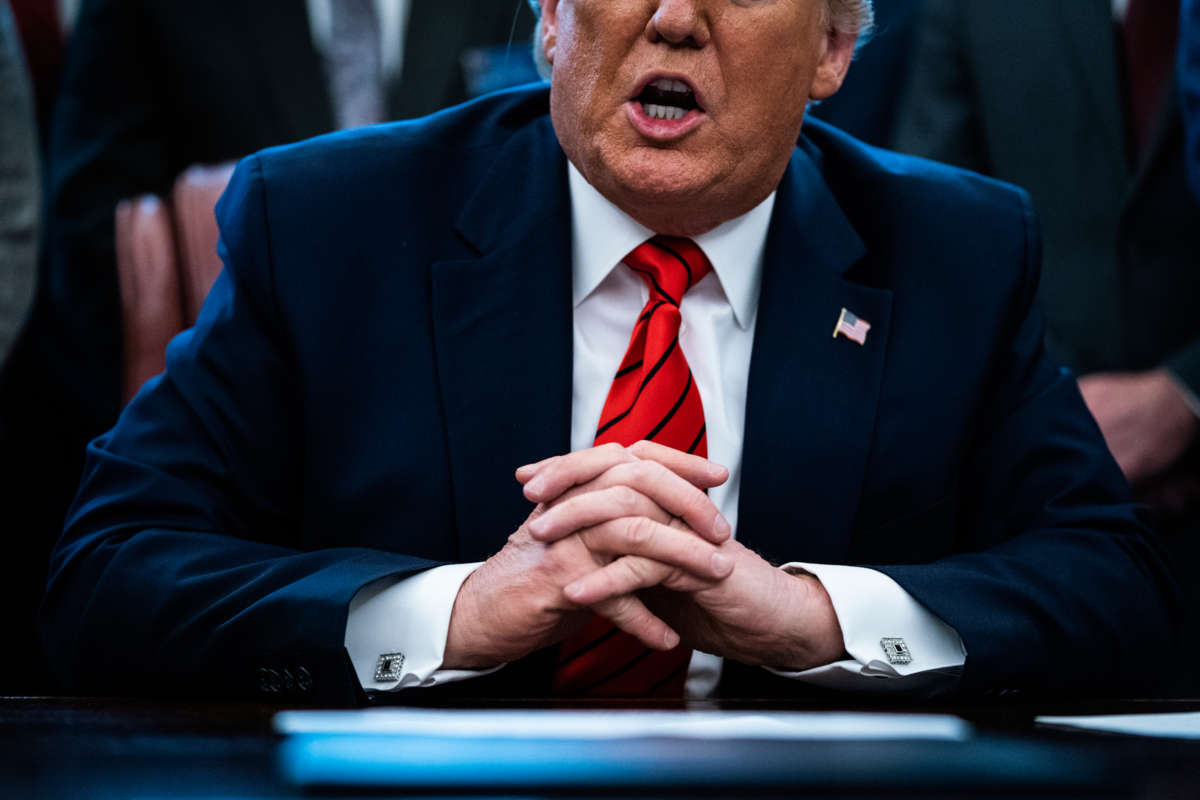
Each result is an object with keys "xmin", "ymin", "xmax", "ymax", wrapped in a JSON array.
[{"xmin": 604, "ymin": 148, "xmax": 715, "ymax": 207}]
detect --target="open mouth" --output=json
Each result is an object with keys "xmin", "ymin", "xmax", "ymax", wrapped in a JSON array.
[{"xmin": 633, "ymin": 78, "xmax": 702, "ymax": 121}]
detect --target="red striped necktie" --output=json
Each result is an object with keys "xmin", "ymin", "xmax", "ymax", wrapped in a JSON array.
[{"xmin": 553, "ymin": 235, "xmax": 712, "ymax": 697}]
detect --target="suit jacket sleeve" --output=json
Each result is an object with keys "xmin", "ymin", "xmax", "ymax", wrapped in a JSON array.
[
  {"xmin": 40, "ymin": 157, "xmax": 446, "ymax": 705},
  {"xmin": 890, "ymin": 0, "xmax": 990, "ymax": 172},
  {"xmin": 875, "ymin": 192, "xmax": 1181, "ymax": 695}
]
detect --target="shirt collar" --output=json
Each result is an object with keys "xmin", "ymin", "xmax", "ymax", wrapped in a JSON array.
[{"xmin": 568, "ymin": 162, "xmax": 774, "ymax": 331}]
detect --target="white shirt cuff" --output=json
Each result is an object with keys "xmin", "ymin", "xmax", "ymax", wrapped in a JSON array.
[
  {"xmin": 343, "ymin": 562, "xmax": 504, "ymax": 691},
  {"xmin": 767, "ymin": 563, "xmax": 966, "ymax": 692}
]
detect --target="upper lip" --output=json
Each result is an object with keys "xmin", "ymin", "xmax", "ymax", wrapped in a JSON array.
[{"xmin": 630, "ymin": 72, "xmax": 707, "ymax": 113}]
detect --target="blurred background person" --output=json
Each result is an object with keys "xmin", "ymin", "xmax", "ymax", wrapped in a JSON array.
[
  {"xmin": 1, "ymin": 0, "xmax": 38, "ymax": 367},
  {"xmin": 0, "ymin": 0, "xmax": 537, "ymax": 693},
  {"xmin": 893, "ymin": 0, "xmax": 1200, "ymax": 691},
  {"xmin": 8, "ymin": 0, "xmax": 70, "ymax": 149},
  {"xmin": 1185, "ymin": 0, "xmax": 1200, "ymax": 200}
]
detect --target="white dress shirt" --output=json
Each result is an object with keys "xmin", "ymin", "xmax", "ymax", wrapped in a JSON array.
[{"xmin": 344, "ymin": 163, "xmax": 967, "ymax": 696}]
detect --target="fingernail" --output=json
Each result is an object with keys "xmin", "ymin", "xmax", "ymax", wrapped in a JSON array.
[
  {"xmin": 708, "ymin": 461, "xmax": 727, "ymax": 479},
  {"xmin": 714, "ymin": 513, "xmax": 731, "ymax": 539},
  {"xmin": 564, "ymin": 582, "xmax": 585, "ymax": 601},
  {"xmin": 526, "ymin": 474, "xmax": 546, "ymax": 497},
  {"xmin": 663, "ymin": 630, "xmax": 680, "ymax": 650},
  {"xmin": 711, "ymin": 552, "xmax": 733, "ymax": 576},
  {"xmin": 528, "ymin": 515, "xmax": 548, "ymax": 536}
]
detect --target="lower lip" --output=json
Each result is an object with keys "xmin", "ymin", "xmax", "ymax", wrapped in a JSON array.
[{"xmin": 625, "ymin": 101, "xmax": 705, "ymax": 141}]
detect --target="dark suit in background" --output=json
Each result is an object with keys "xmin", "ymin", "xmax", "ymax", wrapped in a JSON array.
[
  {"xmin": 893, "ymin": 0, "xmax": 1200, "ymax": 690},
  {"xmin": 39, "ymin": 87, "xmax": 1178, "ymax": 704},
  {"xmin": 0, "ymin": 0, "xmax": 536, "ymax": 693},
  {"xmin": 1184, "ymin": 0, "xmax": 1200, "ymax": 200}
]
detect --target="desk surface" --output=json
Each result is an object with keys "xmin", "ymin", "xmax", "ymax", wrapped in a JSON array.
[{"xmin": 2, "ymin": 697, "xmax": 1199, "ymax": 798}]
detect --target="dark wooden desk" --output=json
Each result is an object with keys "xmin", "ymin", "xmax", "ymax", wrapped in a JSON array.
[{"xmin": 1, "ymin": 697, "xmax": 1198, "ymax": 798}]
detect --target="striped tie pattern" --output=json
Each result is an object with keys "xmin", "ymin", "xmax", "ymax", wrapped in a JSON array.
[{"xmin": 553, "ymin": 236, "xmax": 712, "ymax": 697}]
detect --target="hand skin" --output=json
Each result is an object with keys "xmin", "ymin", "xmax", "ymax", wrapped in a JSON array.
[
  {"xmin": 443, "ymin": 442, "xmax": 733, "ymax": 670},
  {"xmin": 506, "ymin": 441, "xmax": 844, "ymax": 672},
  {"xmin": 1078, "ymin": 369, "xmax": 1200, "ymax": 485},
  {"xmin": 537, "ymin": 516, "xmax": 846, "ymax": 672}
]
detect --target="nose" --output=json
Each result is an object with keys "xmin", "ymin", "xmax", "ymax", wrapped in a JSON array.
[{"xmin": 646, "ymin": 0, "xmax": 710, "ymax": 48}]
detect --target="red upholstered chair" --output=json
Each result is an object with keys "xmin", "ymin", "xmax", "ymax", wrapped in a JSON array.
[
  {"xmin": 113, "ymin": 162, "xmax": 234, "ymax": 404},
  {"xmin": 114, "ymin": 195, "xmax": 183, "ymax": 404},
  {"xmin": 172, "ymin": 163, "xmax": 235, "ymax": 324}
]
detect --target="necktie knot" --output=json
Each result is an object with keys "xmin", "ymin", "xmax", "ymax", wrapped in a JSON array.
[{"xmin": 624, "ymin": 236, "xmax": 712, "ymax": 306}]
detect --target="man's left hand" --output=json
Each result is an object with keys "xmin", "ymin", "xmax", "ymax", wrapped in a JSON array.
[{"xmin": 1078, "ymin": 369, "xmax": 1200, "ymax": 485}]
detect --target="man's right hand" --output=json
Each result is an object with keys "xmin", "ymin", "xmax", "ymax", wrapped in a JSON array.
[{"xmin": 442, "ymin": 443, "xmax": 732, "ymax": 670}]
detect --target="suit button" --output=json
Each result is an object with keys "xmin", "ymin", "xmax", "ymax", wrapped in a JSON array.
[
  {"xmin": 257, "ymin": 667, "xmax": 281, "ymax": 695},
  {"xmin": 295, "ymin": 666, "xmax": 314, "ymax": 696}
]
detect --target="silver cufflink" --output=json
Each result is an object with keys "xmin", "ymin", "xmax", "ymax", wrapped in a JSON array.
[
  {"xmin": 374, "ymin": 652, "xmax": 406, "ymax": 682},
  {"xmin": 880, "ymin": 638, "xmax": 912, "ymax": 665}
]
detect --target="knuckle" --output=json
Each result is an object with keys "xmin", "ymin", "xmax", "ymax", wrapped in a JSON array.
[
  {"xmin": 645, "ymin": 459, "xmax": 672, "ymax": 482},
  {"xmin": 601, "ymin": 442, "xmax": 626, "ymax": 458},
  {"xmin": 625, "ymin": 516, "xmax": 655, "ymax": 546},
  {"xmin": 607, "ymin": 595, "xmax": 640, "ymax": 623},
  {"xmin": 616, "ymin": 556, "xmax": 644, "ymax": 584},
  {"xmin": 681, "ymin": 487, "xmax": 710, "ymax": 516},
  {"xmin": 622, "ymin": 556, "xmax": 657, "ymax": 585},
  {"xmin": 629, "ymin": 460, "xmax": 657, "ymax": 482},
  {"xmin": 610, "ymin": 485, "xmax": 641, "ymax": 509}
]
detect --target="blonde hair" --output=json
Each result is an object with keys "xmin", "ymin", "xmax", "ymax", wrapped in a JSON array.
[{"xmin": 525, "ymin": 0, "xmax": 875, "ymax": 79}]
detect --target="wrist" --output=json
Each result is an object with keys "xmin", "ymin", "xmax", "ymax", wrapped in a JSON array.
[
  {"xmin": 443, "ymin": 570, "xmax": 503, "ymax": 670},
  {"xmin": 771, "ymin": 570, "xmax": 846, "ymax": 670}
]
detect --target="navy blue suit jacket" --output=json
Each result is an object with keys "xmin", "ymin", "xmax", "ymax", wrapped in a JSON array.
[{"xmin": 41, "ymin": 86, "xmax": 1178, "ymax": 705}]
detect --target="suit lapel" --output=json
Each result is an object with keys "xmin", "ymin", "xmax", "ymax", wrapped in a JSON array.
[
  {"xmin": 737, "ymin": 142, "xmax": 892, "ymax": 565},
  {"xmin": 431, "ymin": 117, "xmax": 574, "ymax": 561},
  {"xmin": 242, "ymin": 0, "xmax": 336, "ymax": 141},
  {"xmin": 1053, "ymin": 0, "xmax": 1129, "ymax": 172}
]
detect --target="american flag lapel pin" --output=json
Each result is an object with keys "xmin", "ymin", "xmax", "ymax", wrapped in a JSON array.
[{"xmin": 832, "ymin": 307, "xmax": 871, "ymax": 345}]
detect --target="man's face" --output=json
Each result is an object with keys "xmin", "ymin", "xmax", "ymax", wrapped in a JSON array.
[{"xmin": 540, "ymin": 0, "xmax": 856, "ymax": 236}]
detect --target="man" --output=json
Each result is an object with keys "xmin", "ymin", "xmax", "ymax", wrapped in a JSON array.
[
  {"xmin": 892, "ymin": 0, "xmax": 1200, "ymax": 690},
  {"xmin": 1, "ymin": 0, "xmax": 536, "ymax": 693},
  {"xmin": 41, "ymin": 0, "xmax": 1177, "ymax": 705}
]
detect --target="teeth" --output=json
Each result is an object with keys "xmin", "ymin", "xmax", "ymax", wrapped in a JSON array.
[
  {"xmin": 642, "ymin": 103, "xmax": 687, "ymax": 121},
  {"xmin": 651, "ymin": 78, "xmax": 691, "ymax": 94}
]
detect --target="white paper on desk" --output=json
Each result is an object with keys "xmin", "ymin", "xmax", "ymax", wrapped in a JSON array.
[
  {"xmin": 274, "ymin": 709, "xmax": 970, "ymax": 741},
  {"xmin": 1036, "ymin": 712, "xmax": 1200, "ymax": 739}
]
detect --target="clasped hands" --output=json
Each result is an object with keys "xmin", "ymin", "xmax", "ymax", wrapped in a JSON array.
[{"xmin": 444, "ymin": 441, "xmax": 845, "ymax": 673}]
